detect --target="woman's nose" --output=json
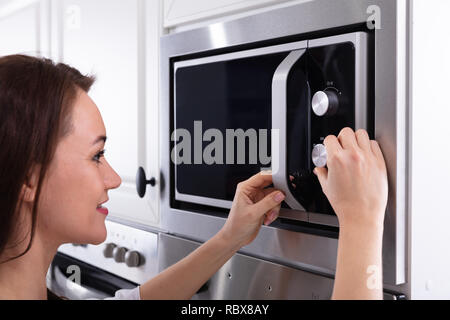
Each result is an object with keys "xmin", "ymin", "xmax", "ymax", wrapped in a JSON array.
[{"xmin": 103, "ymin": 159, "xmax": 122, "ymax": 190}]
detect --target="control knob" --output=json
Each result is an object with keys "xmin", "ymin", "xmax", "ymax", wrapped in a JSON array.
[
  {"xmin": 103, "ymin": 243, "xmax": 117, "ymax": 258},
  {"xmin": 312, "ymin": 91, "xmax": 339, "ymax": 117},
  {"xmin": 125, "ymin": 250, "xmax": 143, "ymax": 268},
  {"xmin": 312, "ymin": 144, "xmax": 327, "ymax": 168},
  {"xmin": 113, "ymin": 246, "xmax": 128, "ymax": 263}
]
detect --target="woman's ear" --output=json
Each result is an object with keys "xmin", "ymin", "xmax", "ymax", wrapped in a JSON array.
[{"xmin": 21, "ymin": 166, "xmax": 41, "ymax": 203}]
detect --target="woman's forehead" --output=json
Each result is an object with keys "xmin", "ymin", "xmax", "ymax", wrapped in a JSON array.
[{"xmin": 70, "ymin": 91, "xmax": 106, "ymax": 144}]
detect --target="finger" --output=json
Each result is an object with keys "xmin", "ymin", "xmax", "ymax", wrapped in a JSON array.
[
  {"xmin": 324, "ymin": 135, "xmax": 342, "ymax": 158},
  {"xmin": 254, "ymin": 187, "xmax": 276, "ymax": 203},
  {"xmin": 370, "ymin": 140, "xmax": 385, "ymax": 162},
  {"xmin": 252, "ymin": 190, "xmax": 285, "ymax": 217},
  {"xmin": 242, "ymin": 171, "xmax": 274, "ymax": 190},
  {"xmin": 355, "ymin": 129, "xmax": 371, "ymax": 152},
  {"xmin": 337, "ymin": 127, "xmax": 359, "ymax": 150},
  {"xmin": 262, "ymin": 187, "xmax": 276, "ymax": 197},
  {"xmin": 289, "ymin": 175, "xmax": 296, "ymax": 188},
  {"xmin": 314, "ymin": 167, "xmax": 328, "ymax": 189},
  {"xmin": 264, "ymin": 205, "xmax": 281, "ymax": 226}
]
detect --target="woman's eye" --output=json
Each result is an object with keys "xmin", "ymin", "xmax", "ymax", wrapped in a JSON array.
[{"xmin": 93, "ymin": 150, "xmax": 105, "ymax": 164}]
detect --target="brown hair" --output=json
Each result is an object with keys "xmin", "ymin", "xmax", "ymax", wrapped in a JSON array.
[{"xmin": 0, "ymin": 55, "xmax": 95, "ymax": 263}]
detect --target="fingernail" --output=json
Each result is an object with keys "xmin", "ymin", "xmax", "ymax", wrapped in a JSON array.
[
  {"xmin": 268, "ymin": 209, "xmax": 277, "ymax": 221},
  {"xmin": 273, "ymin": 192, "xmax": 285, "ymax": 203},
  {"xmin": 264, "ymin": 210, "xmax": 276, "ymax": 226}
]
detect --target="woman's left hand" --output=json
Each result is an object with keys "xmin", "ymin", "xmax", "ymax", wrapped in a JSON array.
[{"xmin": 219, "ymin": 171, "xmax": 285, "ymax": 248}]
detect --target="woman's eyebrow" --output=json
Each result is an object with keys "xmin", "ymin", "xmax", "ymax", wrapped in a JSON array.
[{"xmin": 92, "ymin": 135, "xmax": 107, "ymax": 146}]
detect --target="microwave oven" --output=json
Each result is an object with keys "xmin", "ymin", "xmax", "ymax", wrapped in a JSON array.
[{"xmin": 172, "ymin": 32, "xmax": 369, "ymax": 226}]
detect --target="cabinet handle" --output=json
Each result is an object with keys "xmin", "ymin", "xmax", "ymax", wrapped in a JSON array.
[{"xmin": 136, "ymin": 166, "xmax": 156, "ymax": 198}]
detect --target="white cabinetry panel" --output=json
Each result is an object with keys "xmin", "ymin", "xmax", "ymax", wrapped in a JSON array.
[
  {"xmin": 59, "ymin": 0, "xmax": 160, "ymax": 227},
  {"xmin": 0, "ymin": 0, "xmax": 50, "ymax": 57},
  {"xmin": 164, "ymin": 0, "xmax": 297, "ymax": 28}
]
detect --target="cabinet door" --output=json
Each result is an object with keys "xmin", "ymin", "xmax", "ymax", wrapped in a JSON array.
[
  {"xmin": 58, "ymin": 0, "xmax": 160, "ymax": 227},
  {"xmin": 0, "ymin": 0, "xmax": 50, "ymax": 57},
  {"xmin": 163, "ymin": 0, "xmax": 296, "ymax": 28}
]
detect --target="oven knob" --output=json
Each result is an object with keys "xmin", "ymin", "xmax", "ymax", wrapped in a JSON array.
[
  {"xmin": 312, "ymin": 144, "xmax": 327, "ymax": 168},
  {"xmin": 113, "ymin": 246, "xmax": 128, "ymax": 263},
  {"xmin": 312, "ymin": 91, "xmax": 339, "ymax": 117},
  {"xmin": 103, "ymin": 243, "xmax": 117, "ymax": 258},
  {"xmin": 125, "ymin": 250, "xmax": 142, "ymax": 268}
]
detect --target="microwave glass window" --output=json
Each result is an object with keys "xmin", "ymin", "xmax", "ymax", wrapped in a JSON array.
[{"xmin": 175, "ymin": 52, "xmax": 290, "ymax": 201}]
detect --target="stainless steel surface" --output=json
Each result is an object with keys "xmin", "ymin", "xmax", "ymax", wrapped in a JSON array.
[
  {"xmin": 159, "ymin": 234, "xmax": 405, "ymax": 300},
  {"xmin": 175, "ymin": 191, "xmax": 233, "ymax": 210},
  {"xmin": 161, "ymin": 0, "xmax": 408, "ymax": 286},
  {"xmin": 312, "ymin": 144, "xmax": 327, "ymax": 168},
  {"xmin": 174, "ymin": 39, "xmax": 309, "ymax": 71},
  {"xmin": 159, "ymin": 233, "xmax": 334, "ymax": 299},
  {"xmin": 57, "ymin": 220, "xmax": 159, "ymax": 284},
  {"xmin": 312, "ymin": 91, "xmax": 337, "ymax": 117},
  {"xmin": 163, "ymin": 208, "xmax": 339, "ymax": 276},
  {"xmin": 272, "ymin": 49, "xmax": 307, "ymax": 211}
]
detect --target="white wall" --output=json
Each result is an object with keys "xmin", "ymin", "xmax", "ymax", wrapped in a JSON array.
[{"xmin": 410, "ymin": 0, "xmax": 450, "ymax": 299}]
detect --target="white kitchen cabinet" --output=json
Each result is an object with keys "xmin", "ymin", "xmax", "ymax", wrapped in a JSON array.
[
  {"xmin": 409, "ymin": 0, "xmax": 450, "ymax": 299},
  {"xmin": 0, "ymin": 0, "xmax": 162, "ymax": 228},
  {"xmin": 0, "ymin": 0, "xmax": 51, "ymax": 57},
  {"xmin": 54, "ymin": 0, "xmax": 162, "ymax": 227},
  {"xmin": 163, "ymin": 0, "xmax": 311, "ymax": 28}
]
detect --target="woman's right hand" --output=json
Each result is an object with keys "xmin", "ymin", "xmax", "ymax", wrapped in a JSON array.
[
  {"xmin": 314, "ymin": 128, "xmax": 388, "ymax": 230},
  {"xmin": 219, "ymin": 172, "xmax": 285, "ymax": 249}
]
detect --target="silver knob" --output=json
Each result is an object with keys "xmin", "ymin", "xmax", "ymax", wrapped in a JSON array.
[
  {"xmin": 125, "ymin": 250, "xmax": 142, "ymax": 268},
  {"xmin": 312, "ymin": 144, "xmax": 327, "ymax": 168},
  {"xmin": 113, "ymin": 246, "xmax": 128, "ymax": 263},
  {"xmin": 312, "ymin": 91, "xmax": 339, "ymax": 117},
  {"xmin": 103, "ymin": 243, "xmax": 117, "ymax": 258}
]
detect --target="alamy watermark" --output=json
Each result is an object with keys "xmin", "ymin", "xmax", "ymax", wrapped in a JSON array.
[
  {"xmin": 366, "ymin": 265, "xmax": 382, "ymax": 290},
  {"xmin": 171, "ymin": 121, "xmax": 280, "ymax": 174},
  {"xmin": 367, "ymin": 5, "xmax": 382, "ymax": 30},
  {"xmin": 66, "ymin": 264, "xmax": 81, "ymax": 286}
]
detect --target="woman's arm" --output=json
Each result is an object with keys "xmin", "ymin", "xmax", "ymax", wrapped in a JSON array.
[
  {"xmin": 139, "ymin": 172, "xmax": 285, "ymax": 300},
  {"xmin": 333, "ymin": 222, "xmax": 383, "ymax": 299},
  {"xmin": 138, "ymin": 230, "xmax": 239, "ymax": 300},
  {"xmin": 314, "ymin": 128, "xmax": 388, "ymax": 300}
]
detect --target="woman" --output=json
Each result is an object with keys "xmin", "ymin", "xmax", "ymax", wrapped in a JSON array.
[{"xmin": 0, "ymin": 55, "xmax": 388, "ymax": 300}]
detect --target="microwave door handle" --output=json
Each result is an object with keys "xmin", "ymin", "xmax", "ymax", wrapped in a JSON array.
[{"xmin": 271, "ymin": 49, "xmax": 306, "ymax": 211}]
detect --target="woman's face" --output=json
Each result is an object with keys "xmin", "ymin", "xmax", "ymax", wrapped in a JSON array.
[{"xmin": 37, "ymin": 90, "xmax": 122, "ymax": 246}]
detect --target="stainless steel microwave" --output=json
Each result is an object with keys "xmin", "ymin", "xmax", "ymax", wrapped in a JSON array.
[{"xmin": 172, "ymin": 32, "xmax": 369, "ymax": 226}]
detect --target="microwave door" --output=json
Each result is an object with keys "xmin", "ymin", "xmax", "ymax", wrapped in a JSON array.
[{"xmin": 173, "ymin": 44, "xmax": 308, "ymax": 209}]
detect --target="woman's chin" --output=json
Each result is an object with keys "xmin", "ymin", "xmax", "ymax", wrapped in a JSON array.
[
  {"xmin": 89, "ymin": 224, "xmax": 108, "ymax": 245},
  {"xmin": 72, "ymin": 223, "xmax": 107, "ymax": 245}
]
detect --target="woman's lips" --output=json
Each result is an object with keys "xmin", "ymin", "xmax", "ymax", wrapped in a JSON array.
[{"xmin": 96, "ymin": 206, "xmax": 108, "ymax": 215}]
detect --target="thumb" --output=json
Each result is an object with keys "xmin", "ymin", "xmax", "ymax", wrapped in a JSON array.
[
  {"xmin": 314, "ymin": 167, "xmax": 328, "ymax": 188},
  {"xmin": 252, "ymin": 191, "xmax": 285, "ymax": 217}
]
